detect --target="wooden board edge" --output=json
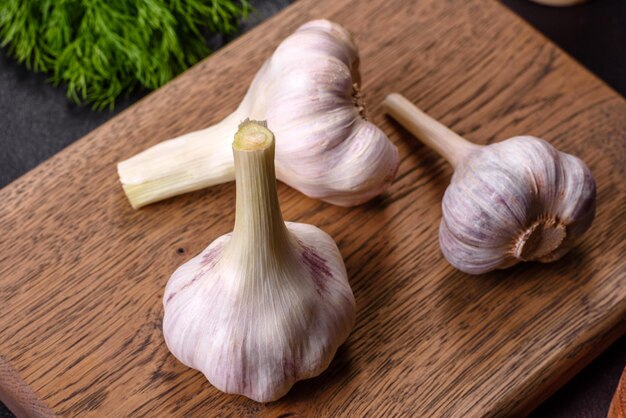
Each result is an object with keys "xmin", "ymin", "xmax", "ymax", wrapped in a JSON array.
[
  {"xmin": 0, "ymin": 357, "xmax": 55, "ymax": 418},
  {"xmin": 514, "ymin": 319, "xmax": 626, "ymax": 417}
]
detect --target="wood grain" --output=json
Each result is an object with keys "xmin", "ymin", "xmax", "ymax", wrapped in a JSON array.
[{"xmin": 0, "ymin": 0, "xmax": 625, "ymax": 416}]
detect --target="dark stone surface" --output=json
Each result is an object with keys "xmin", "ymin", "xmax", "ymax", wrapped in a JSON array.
[
  {"xmin": 0, "ymin": 0, "xmax": 623, "ymax": 416},
  {"xmin": 502, "ymin": 0, "xmax": 626, "ymax": 96}
]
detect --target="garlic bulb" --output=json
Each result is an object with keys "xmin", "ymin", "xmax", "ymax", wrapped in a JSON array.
[
  {"xmin": 118, "ymin": 20, "xmax": 399, "ymax": 209},
  {"xmin": 383, "ymin": 93, "xmax": 596, "ymax": 274},
  {"xmin": 163, "ymin": 120, "xmax": 356, "ymax": 402}
]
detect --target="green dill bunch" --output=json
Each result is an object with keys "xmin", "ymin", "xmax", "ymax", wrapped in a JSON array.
[{"xmin": 0, "ymin": 0, "xmax": 249, "ymax": 110}]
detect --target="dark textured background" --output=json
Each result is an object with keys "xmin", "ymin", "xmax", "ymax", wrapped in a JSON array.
[{"xmin": 0, "ymin": 0, "xmax": 624, "ymax": 416}]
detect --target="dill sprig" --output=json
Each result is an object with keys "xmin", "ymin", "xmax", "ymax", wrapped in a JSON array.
[{"xmin": 0, "ymin": 0, "xmax": 249, "ymax": 110}]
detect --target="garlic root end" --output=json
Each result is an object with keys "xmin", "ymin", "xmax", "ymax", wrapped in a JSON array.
[
  {"xmin": 233, "ymin": 119, "xmax": 273, "ymax": 151},
  {"xmin": 513, "ymin": 218, "xmax": 567, "ymax": 261}
]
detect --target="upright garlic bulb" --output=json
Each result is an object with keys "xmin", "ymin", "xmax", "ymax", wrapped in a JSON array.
[
  {"xmin": 163, "ymin": 120, "xmax": 356, "ymax": 402},
  {"xmin": 118, "ymin": 20, "xmax": 399, "ymax": 209},
  {"xmin": 384, "ymin": 93, "xmax": 596, "ymax": 274}
]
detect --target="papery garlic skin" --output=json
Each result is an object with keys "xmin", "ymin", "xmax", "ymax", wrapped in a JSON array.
[
  {"xmin": 440, "ymin": 136, "xmax": 596, "ymax": 274},
  {"xmin": 163, "ymin": 225, "xmax": 354, "ymax": 402},
  {"xmin": 162, "ymin": 121, "xmax": 355, "ymax": 402},
  {"xmin": 118, "ymin": 19, "xmax": 399, "ymax": 209}
]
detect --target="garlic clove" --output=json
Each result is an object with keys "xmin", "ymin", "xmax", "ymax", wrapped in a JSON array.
[
  {"xmin": 118, "ymin": 20, "xmax": 398, "ymax": 209},
  {"xmin": 553, "ymin": 152, "xmax": 597, "ymax": 234},
  {"xmin": 163, "ymin": 120, "xmax": 355, "ymax": 402},
  {"xmin": 531, "ymin": 151, "xmax": 596, "ymax": 262},
  {"xmin": 384, "ymin": 93, "xmax": 596, "ymax": 275}
]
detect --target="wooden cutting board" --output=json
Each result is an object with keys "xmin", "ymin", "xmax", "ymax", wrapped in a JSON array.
[{"xmin": 1, "ymin": 0, "xmax": 624, "ymax": 416}]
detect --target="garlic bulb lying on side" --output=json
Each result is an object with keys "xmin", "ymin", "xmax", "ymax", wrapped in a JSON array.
[
  {"xmin": 118, "ymin": 20, "xmax": 399, "ymax": 209},
  {"xmin": 163, "ymin": 120, "xmax": 356, "ymax": 402},
  {"xmin": 383, "ymin": 93, "xmax": 596, "ymax": 275}
]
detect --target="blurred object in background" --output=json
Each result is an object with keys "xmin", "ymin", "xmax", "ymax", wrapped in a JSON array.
[{"xmin": 529, "ymin": 0, "xmax": 588, "ymax": 6}]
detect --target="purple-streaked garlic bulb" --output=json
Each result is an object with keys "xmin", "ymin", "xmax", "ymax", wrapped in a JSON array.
[
  {"xmin": 118, "ymin": 20, "xmax": 399, "ymax": 209},
  {"xmin": 163, "ymin": 121, "xmax": 355, "ymax": 402},
  {"xmin": 383, "ymin": 93, "xmax": 596, "ymax": 275}
]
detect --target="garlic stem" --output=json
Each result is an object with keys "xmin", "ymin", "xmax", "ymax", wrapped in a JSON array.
[
  {"xmin": 117, "ymin": 111, "xmax": 243, "ymax": 209},
  {"xmin": 383, "ymin": 93, "xmax": 479, "ymax": 168},
  {"xmin": 225, "ymin": 120, "xmax": 294, "ymax": 266}
]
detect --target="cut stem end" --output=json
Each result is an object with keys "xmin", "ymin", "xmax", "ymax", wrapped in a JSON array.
[
  {"xmin": 233, "ymin": 119, "xmax": 274, "ymax": 151},
  {"xmin": 514, "ymin": 219, "xmax": 567, "ymax": 261}
]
